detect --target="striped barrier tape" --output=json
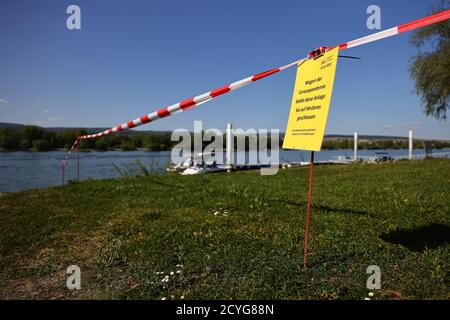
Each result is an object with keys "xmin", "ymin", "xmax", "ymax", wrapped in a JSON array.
[
  {"xmin": 61, "ymin": 138, "xmax": 79, "ymax": 171},
  {"xmin": 61, "ymin": 9, "xmax": 450, "ymax": 171}
]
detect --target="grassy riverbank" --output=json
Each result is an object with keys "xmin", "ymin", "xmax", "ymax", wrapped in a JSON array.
[{"xmin": 0, "ymin": 159, "xmax": 449, "ymax": 299}]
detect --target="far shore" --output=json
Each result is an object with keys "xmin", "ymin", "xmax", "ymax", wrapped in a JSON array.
[
  {"xmin": 0, "ymin": 147, "xmax": 438, "ymax": 152},
  {"xmin": 0, "ymin": 147, "xmax": 162, "ymax": 152}
]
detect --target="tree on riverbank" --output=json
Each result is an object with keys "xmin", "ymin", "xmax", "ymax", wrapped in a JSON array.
[{"xmin": 410, "ymin": 1, "xmax": 450, "ymax": 120}]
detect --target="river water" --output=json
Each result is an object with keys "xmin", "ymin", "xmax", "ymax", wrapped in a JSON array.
[{"xmin": 0, "ymin": 149, "xmax": 448, "ymax": 192}]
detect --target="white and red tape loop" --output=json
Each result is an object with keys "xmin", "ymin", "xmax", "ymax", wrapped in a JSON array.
[{"xmin": 61, "ymin": 10, "xmax": 450, "ymax": 171}]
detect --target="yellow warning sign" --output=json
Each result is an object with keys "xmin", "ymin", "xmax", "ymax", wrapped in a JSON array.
[{"xmin": 282, "ymin": 47, "xmax": 339, "ymax": 151}]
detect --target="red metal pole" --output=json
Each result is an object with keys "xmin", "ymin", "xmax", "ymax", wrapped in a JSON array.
[
  {"xmin": 304, "ymin": 151, "xmax": 315, "ymax": 268},
  {"xmin": 77, "ymin": 139, "xmax": 80, "ymax": 181}
]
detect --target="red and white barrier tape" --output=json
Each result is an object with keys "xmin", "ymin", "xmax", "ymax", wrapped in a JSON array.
[
  {"xmin": 61, "ymin": 138, "xmax": 79, "ymax": 170},
  {"xmin": 61, "ymin": 10, "xmax": 450, "ymax": 171}
]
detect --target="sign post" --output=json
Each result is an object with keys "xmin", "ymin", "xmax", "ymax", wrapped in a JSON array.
[
  {"xmin": 77, "ymin": 139, "xmax": 80, "ymax": 181},
  {"xmin": 303, "ymin": 150, "xmax": 315, "ymax": 268},
  {"xmin": 283, "ymin": 47, "xmax": 339, "ymax": 268}
]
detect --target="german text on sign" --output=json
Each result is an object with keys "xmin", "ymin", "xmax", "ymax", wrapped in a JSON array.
[{"xmin": 283, "ymin": 47, "xmax": 339, "ymax": 151}]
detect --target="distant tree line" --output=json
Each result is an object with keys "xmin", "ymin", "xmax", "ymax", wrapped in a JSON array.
[
  {"xmin": 0, "ymin": 126, "xmax": 175, "ymax": 151},
  {"xmin": 321, "ymin": 139, "xmax": 450, "ymax": 150},
  {"xmin": 0, "ymin": 126, "xmax": 449, "ymax": 151}
]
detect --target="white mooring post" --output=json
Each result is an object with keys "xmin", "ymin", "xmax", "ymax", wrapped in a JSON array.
[
  {"xmin": 354, "ymin": 131, "xmax": 358, "ymax": 161},
  {"xmin": 226, "ymin": 123, "xmax": 233, "ymax": 172},
  {"xmin": 408, "ymin": 129, "xmax": 413, "ymax": 160}
]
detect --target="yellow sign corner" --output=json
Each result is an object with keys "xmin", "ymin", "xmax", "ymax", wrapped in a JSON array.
[{"xmin": 282, "ymin": 47, "xmax": 339, "ymax": 151}]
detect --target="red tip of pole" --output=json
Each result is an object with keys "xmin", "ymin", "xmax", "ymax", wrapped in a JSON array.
[
  {"xmin": 304, "ymin": 151, "xmax": 315, "ymax": 268},
  {"xmin": 308, "ymin": 46, "xmax": 331, "ymax": 59},
  {"xmin": 398, "ymin": 9, "xmax": 450, "ymax": 34}
]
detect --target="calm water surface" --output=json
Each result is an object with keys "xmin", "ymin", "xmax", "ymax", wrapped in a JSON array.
[{"xmin": 0, "ymin": 149, "xmax": 447, "ymax": 192}]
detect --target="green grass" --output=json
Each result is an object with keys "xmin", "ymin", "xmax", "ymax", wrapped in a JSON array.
[{"xmin": 0, "ymin": 159, "xmax": 449, "ymax": 300}]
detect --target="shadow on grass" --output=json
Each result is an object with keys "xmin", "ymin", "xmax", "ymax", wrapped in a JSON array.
[
  {"xmin": 279, "ymin": 199, "xmax": 369, "ymax": 216},
  {"xmin": 380, "ymin": 223, "xmax": 450, "ymax": 252}
]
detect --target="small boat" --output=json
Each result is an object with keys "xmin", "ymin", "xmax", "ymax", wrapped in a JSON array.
[
  {"xmin": 167, "ymin": 152, "xmax": 229, "ymax": 175},
  {"xmin": 181, "ymin": 164, "xmax": 228, "ymax": 175},
  {"xmin": 369, "ymin": 152, "xmax": 394, "ymax": 163},
  {"xmin": 166, "ymin": 152, "xmax": 216, "ymax": 172}
]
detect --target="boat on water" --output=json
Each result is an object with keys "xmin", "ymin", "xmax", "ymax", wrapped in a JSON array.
[
  {"xmin": 181, "ymin": 164, "xmax": 228, "ymax": 175},
  {"xmin": 166, "ymin": 152, "xmax": 207, "ymax": 172},
  {"xmin": 168, "ymin": 152, "xmax": 354, "ymax": 175},
  {"xmin": 372, "ymin": 152, "xmax": 394, "ymax": 162},
  {"xmin": 167, "ymin": 152, "xmax": 229, "ymax": 175}
]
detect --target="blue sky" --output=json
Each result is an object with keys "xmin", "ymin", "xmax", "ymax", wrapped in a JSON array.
[{"xmin": 0, "ymin": 0, "xmax": 449, "ymax": 139}]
